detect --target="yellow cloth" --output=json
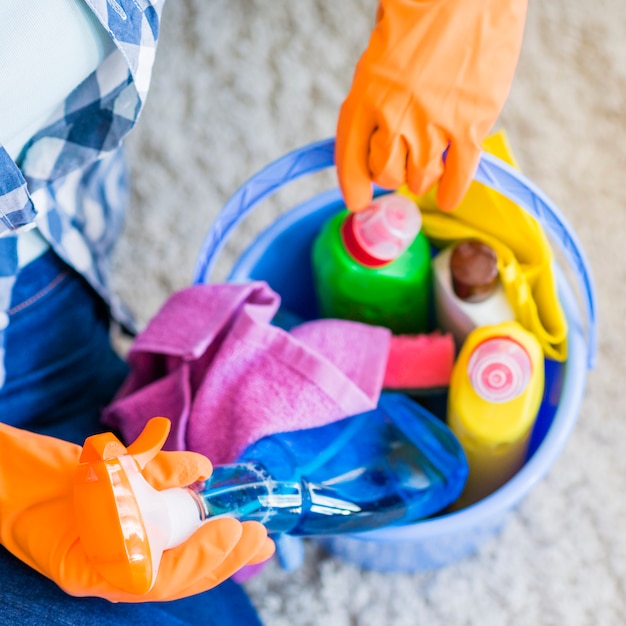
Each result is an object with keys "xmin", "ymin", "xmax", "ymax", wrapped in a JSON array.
[{"xmin": 401, "ymin": 130, "xmax": 567, "ymax": 362}]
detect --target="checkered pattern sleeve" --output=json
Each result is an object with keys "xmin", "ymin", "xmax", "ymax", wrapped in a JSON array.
[{"xmin": 0, "ymin": 0, "xmax": 166, "ymax": 385}]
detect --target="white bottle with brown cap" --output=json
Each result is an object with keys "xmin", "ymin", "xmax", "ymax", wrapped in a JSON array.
[{"xmin": 432, "ymin": 240, "xmax": 515, "ymax": 349}]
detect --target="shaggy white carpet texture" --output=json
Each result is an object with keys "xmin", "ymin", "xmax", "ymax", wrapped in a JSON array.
[{"xmin": 114, "ymin": 2, "xmax": 624, "ymax": 624}]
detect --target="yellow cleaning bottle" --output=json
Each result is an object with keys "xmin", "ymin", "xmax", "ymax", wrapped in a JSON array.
[{"xmin": 447, "ymin": 321, "xmax": 544, "ymax": 508}]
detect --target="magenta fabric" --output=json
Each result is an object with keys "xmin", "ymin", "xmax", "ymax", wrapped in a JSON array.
[{"xmin": 102, "ymin": 282, "xmax": 392, "ymax": 464}]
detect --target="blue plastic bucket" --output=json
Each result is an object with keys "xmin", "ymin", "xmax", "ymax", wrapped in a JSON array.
[{"xmin": 193, "ymin": 139, "xmax": 597, "ymax": 572}]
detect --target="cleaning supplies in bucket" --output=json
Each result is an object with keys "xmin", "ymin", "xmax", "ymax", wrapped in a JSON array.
[
  {"xmin": 191, "ymin": 135, "xmax": 595, "ymax": 573},
  {"xmin": 311, "ymin": 193, "xmax": 432, "ymax": 334}
]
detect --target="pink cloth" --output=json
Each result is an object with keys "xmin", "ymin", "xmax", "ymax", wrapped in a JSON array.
[{"xmin": 102, "ymin": 282, "xmax": 392, "ymax": 464}]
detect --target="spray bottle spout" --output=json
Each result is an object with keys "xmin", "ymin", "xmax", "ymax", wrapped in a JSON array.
[{"xmin": 73, "ymin": 428, "xmax": 205, "ymax": 595}]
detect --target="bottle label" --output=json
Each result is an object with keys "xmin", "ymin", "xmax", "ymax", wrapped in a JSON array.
[{"xmin": 467, "ymin": 337, "xmax": 532, "ymax": 403}]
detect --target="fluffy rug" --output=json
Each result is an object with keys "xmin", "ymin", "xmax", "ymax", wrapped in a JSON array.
[{"xmin": 113, "ymin": 2, "xmax": 622, "ymax": 624}]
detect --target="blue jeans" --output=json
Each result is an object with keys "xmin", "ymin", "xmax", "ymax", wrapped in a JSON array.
[{"xmin": 0, "ymin": 250, "xmax": 262, "ymax": 625}]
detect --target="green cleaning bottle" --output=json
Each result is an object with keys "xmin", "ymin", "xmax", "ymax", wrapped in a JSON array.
[{"xmin": 311, "ymin": 193, "xmax": 432, "ymax": 334}]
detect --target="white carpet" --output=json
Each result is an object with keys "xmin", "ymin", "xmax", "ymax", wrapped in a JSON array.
[{"xmin": 113, "ymin": 2, "xmax": 623, "ymax": 624}]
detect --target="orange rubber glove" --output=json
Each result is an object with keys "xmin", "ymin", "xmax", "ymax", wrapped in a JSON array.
[
  {"xmin": 336, "ymin": 0, "xmax": 528, "ymax": 212},
  {"xmin": 0, "ymin": 419, "xmax": 274, "ymax": 602}
]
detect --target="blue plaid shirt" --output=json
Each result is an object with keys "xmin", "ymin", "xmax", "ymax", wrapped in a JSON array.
[{"xmin": 0, "ymin": 0, "xmax": 164, "ymax": 385}]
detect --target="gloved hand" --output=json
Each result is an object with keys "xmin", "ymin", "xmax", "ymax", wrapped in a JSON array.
[
  {"xmin": 0, "ymin": 418, "xmax": 274, "ymax": 602},
  {"xmin": 336, "ymin": 0, "xmax": 528, "ymax": 211}
]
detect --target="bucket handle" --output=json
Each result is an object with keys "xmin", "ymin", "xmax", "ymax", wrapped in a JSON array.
[{"xmin": 193, "ymin": 138, "xmax": 597, "ymax": 370}]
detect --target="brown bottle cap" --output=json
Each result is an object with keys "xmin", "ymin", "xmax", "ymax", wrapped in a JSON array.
[{"xmin": 450, "ymin": 240, "xmax": 499, "ymax": 303}]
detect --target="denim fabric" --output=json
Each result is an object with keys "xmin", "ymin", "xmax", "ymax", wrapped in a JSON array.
[
  {"xmin": 0, "ymin": 547, "xmax": 263, "ymax": 626},
  {"xmin": 1, "ymin": 249, "xmax": 129, "ymax": 443},
  {"xmin": 0, "ymin": 250, "xmax": 262, "ymax": 626}
]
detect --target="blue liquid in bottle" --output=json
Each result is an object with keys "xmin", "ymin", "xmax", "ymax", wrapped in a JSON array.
[{"xmin": 193, "ymin": 393, "xmax": 468, "ymax": 535}]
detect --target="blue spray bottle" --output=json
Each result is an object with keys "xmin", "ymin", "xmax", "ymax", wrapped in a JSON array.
[
  {"xmin": 203, "ymin": 393, "xmax": 468, "ymax": 535},
  {"xmin": 74, "ymin": 393, "xmax": 467, "ymax": 592}
]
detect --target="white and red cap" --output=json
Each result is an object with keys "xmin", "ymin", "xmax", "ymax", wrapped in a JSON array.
[
  {"xmin": 342, "ymin": 194, "xmax": 422, "ymax": 267},
  {"xmin": 467, "ymin": 337, "xmax": 532, "ymax": 404}
]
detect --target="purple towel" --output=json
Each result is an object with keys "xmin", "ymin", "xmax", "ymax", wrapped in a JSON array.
[{"xmin": 102, "ymin": 282, "xmax": 392, "ymax": 464}]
